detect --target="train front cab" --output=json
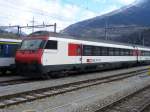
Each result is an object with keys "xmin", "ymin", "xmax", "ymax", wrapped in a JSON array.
[
  {"xmin": 136, "ymin": 47, "xmax": 150, "ymax": 65},
  {"xmin": 15, "ymin": 37, "xmax": 48, "ymax": 76},
  {"xmin": 15, "ymin": 36, "xmax": 83, "ymax": 77}
]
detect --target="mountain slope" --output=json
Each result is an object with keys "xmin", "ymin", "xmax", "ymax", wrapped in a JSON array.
[{"xmin": 62, "ymin": 0, "xmax": 150, "ymax": 46}]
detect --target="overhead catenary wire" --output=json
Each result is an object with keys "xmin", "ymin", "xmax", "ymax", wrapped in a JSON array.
[
  {"xmin": 0, "ymin": 0, "xmax": 95, "ymax": 20},
  {"xmin": 0, "ymin": 0, "xmax": 98, "ymax": 31}
]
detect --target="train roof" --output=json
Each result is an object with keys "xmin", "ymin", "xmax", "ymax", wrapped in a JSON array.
[
  {"xmin": 28, "ymin": 31, "xmax": 150, "ymax": 50},
  {"xmin": 49, "ymin": 34, "xmax": 150, "ymax": 50},
  {"xmin": 0, "ymin": 38, "xmax": 21, "ymax": 43}
]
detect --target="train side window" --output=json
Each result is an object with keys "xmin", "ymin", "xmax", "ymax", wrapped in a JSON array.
[
  {"xmin": 3, "ymin": 44, "xmax": 8, "ymax": 57},
  {"xmin": 144, "ymin": 51, "xmax": 147, "ymax": 56},
  {"xmin": 10, "ymin": 44, "xmax": 20, "ymax": 57},
  {"xmin": 147, "ymin": 51, "xmax": 149, "ymax": 56},
  {"xmin": 142, "ymin": 51, "xmax": 144, "ymax": 56},
  {"xmin": 45, "ymin": 40, "xmax": 57, "ymax": 50},
  {"xmin": 120, "ymin": 49, "xmax": 124, "ymax": 56},
  {"xmin": 93, "ymin": 46, "xmax": 101, "ymax": 56},
  {"xmin": 146, "ymin": 51, "xmax": 149, "ymax": 56},
  {"xmin": 146, "ymin": 51, "xmax": 148, "ymax": 56},
  {"xmin": 124, "ymin": 49, "xmax": 129, "ymax": 56},
  {"xmin": 114, "ymin": 48, "xmax": 120, "ymax": 56},
  {"xmin": 145, "ymin": 51, "xmax": 147, "ymax": 56},
  {"xmin": 128, "ymin": 50, "xmax": 131, "ymax": 56},
  {"xmin": 140, "ymin": 51, "xmax": 143, "ymax": 56},
  {"xmin": 101, "ymin": 47, "xmax": 108, "ymax": 56},
  {"xmin": 143, "ymin": 51, "xmax": 145, "ymax": 56},
  {"xmin": 108, "ymin": 48, "xmax": 114, "ymax": 56},
  {"xmin": 145, "ymin": 52, "xmax": 148, "ymax": 56},
  {"xmin": 143, "ymin": 51, "xmax": 146, "ymax": 56},
  {"xmin": 0, "ymin": 45, "xmax": 3, "ymax": 57},
  {"xmin": 83, "ymin": 45, "xmax": 92, "ymax": 56},
  {"xmin": 129, "ymin": 50, "xmax": 132, "ymax": 56},
  {"xmin": 149, "ymin": 52, "xmax": 150, "ymax": 56}
]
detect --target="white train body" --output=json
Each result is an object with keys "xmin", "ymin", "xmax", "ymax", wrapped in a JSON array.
[
  {"xmin": 15, "ymin": 33, "xmax": 150, "ymax": 77},
  {"xmin": 42, "ymin": 37, "xmax": 136, "ymax": 65}
]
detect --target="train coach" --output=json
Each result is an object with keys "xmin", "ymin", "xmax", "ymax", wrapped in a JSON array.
[
  {"xmin": 15, "ymin": 31, "xmax": 150, "ymax": 77},
  {"xmin": 0, "ymin": 38, "xmax": 21, "ymax": 74}
]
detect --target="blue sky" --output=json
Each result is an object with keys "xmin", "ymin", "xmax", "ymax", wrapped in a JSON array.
[
  {"xmin": 61, "ymin": 0, "xmax": 134, "ymax": 13},
  {"xmin": 0, "ymin": 0, "xmax": 137, "ymax": 32}
]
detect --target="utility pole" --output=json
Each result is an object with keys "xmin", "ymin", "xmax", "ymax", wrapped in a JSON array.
[
  {"xmin": 142, "ymin": 37, "xmax": 145, "ymax": 46},
  {"xmin": 141, "ymin": 30, "xmax": 145, "ymax": 46},
  {"xmin": 139, "ymin": 30, "xmax": 145, "ymax": 46},
  {"xmin": 30, "ymin": 16, "xmax": 35, "ymax": 33},
  {"xmin": 105, "ymin": 16, "xmax": 108, "ymax": 40},
  {"xmin": 54, "ymin": 23, "xmax": 57, "ymax": 33},
  {"xmin": 142, "ymin": 31, "xmax": 145, "ymax": 46},
  {"xmin": 17, "ymin": 26, "xmax": 20, "ymax": 36}
]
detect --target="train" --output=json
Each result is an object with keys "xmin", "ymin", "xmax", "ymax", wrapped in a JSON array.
[
  {"xmin": 15, "ymin": 31, "xmax": 150, "ymax": 78},
  {"xmin": 0, "ymin": 38, "xmax": 21, "ymax": 74}
]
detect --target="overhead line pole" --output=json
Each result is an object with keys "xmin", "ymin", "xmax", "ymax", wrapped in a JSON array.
[{"xmin": 30, "ymin": 16, "xmax": 35, "ymax": 33}]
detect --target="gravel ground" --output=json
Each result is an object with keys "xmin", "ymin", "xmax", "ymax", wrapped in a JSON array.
[
  {"xmin": 0, "ymin": 73, "xmax": 150, "ymax": 112},
  {"xmin": 0, "ymin": 66, "xmax": 148, "ymax": 98},
  {"xmin": 97, "ymin": 83, "xmax": 150, "ymax": 112},
  {"xmin": 143, "ymin": 106, "xmax": 150, "ymax": 112}
]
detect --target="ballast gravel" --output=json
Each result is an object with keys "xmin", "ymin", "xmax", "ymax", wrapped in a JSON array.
[
  {"xmin": 0, "ymin": 66, "xmax": 148, "ymax": 98},
  {"xmin": 0, "ymin": 72, "xmax": 150, "ymax": 112}
]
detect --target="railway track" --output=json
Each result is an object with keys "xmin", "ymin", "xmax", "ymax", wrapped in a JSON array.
[
  {"xmin": 143, "ymin": 104, "xmax": 150, "ymax": 112},
  {"xmin": 96, "ymin": 85, "xmax": 150, "ymax": 112},
  {"xmin": 0, "ymin": 78, "xmax": 40, "ymax": 86},
  {"xmin": 0, "ymin": 68, "xmax": 148, "ymax": 109}
]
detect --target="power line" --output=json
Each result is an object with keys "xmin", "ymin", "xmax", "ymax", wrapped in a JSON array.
[
  {"xmin": 0, "ymin": 0, "xmax": 96, "ymax": 17},
  {"xmin": 0, "ymin": 0, "xmax": 98, "ymax": 28},
  {"xmin": 30, "ymin": 17, "xmax": 35, "ymax": 33},
  {"xmin": 0, "ymin": 22, "xmax": 57, "ymax": 36},
  {"xmin": 0, "ymin": 3, "xmax": 55, "ymax": 19}
]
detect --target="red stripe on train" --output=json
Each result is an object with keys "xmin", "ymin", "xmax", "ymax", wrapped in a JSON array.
[
  {"xmin": 15, "ymin": 49, "xmax": 43, "ymax": 64},
  {"xmin": 68, "ymin": 43, "xmax": 81, "ymax": 56}
]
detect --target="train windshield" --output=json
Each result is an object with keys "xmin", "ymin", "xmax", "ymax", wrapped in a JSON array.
[{"xmin": 20, "ymin": 39, "xmax": 45, "ymax": 50}]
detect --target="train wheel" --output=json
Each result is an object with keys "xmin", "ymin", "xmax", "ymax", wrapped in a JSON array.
[
  {"xmin": 50, "ymin": 71, "xmax": 66, "ymax": 78},
  {"xmin": 10, "ymin": 70, "xmax": 17, "ymax": 75},
  {"xmin": 1, "ymin": 69, "xmax": 7, "ymax": 75},
  {"xmin": 50, "ymin": 72, "xmax": 59, "ymax": 78},
  {"xmin": 40, "ymin": 73, "xmax": 51, "ymax": 79}
]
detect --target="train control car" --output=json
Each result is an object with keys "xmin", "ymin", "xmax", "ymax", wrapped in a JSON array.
[
  {"xmin": 15, "ymin": 31, "xmax": 150, "ymax": 77},
  {"xmin": 0, "ymin": 38, "xmax": 21, "ymax": 74},
  {"xmin": 136, "ymin": 46, "xmax": 150, "ymax": 64}
]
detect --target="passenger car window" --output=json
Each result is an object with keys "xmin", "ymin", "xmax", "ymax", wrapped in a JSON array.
[
  {"xmin": 45, "ymin": 40, "xmax": 57, "ymax": 49},
  {"xmin": 83, "ymin": 45, "xmax": 93, "ymax": 56},
  {"xmin": 0, "ymin": 45, "xmax": 3, "ymax": 57},
  {"xmin": 93, "ymin": 46, "xmax": 101, "ymax": 56},
  {"xmin": 101, "ymin": 47, "xmax": 108, "ymax": 56},
  {"xmin": 108, "ymin": 48, "xmax": 114, "ymax": 56}
]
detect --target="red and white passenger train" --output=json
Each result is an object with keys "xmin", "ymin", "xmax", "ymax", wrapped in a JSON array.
[{"xmin": 15, "ymin": 31, "xmax": 150, "ymax": 77}]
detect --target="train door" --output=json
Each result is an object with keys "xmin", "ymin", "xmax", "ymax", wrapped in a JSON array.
[
  {"xmin": 2, "ymin": 44, "xmax": 11, "ymax": 57},
  {"xmin": 135, "ymin": 47, "xmax": 140, "ymax": 63},
  {"xmin": 4, "ymin": 44, "xmax": 9, "ymax": 57},
  {"xmin": 0, "ymin": 44, "xmax": 3, "ymax": 57},
  {"xmin": 132, "ymin": 47, "xmax": 138, "ymax": 63},
  {"xmin": 0, "ymin": 44, "xmax": 5, "ymax": 57},
  {"xmin": 68, "ymin": 43, "xmax": 82, "ymax": 64}
]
